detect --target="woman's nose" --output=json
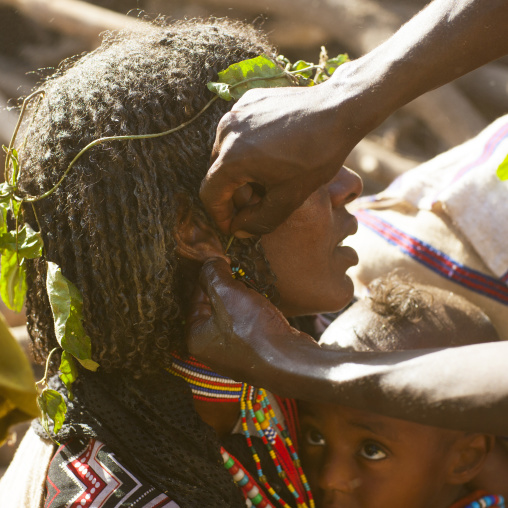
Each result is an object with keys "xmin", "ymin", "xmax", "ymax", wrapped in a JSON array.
[
  {"xmin": 329, "ymin": 166, "xmax": 363, "ymax": 208},
  {"xmin": 318, "ymin": 453, "xmax": 362, "ymax": 494}
]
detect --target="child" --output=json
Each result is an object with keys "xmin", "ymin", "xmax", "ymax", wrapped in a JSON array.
[{"xmin": 299, "ymin": 273, "xmax": 505, "ymax": 508}]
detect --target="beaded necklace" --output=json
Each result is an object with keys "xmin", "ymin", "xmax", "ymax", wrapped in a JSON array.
[
  {"xmin": 463, "ymin": 496, "xmax": 505, "ymax": 508},
  {"xmin": 168, "ymin": 354, "xmax": 245, "ymax": 402},
  {"xmin": 239, "ymin": 385, "xmax": 315, "ymax": 508},
  {"xmin": 450, "ymin": 491, "xmax": 505, "ymax": 508},
  {"xmin": 167, "ymin": 355, "xmax": 314, "ymax": 507}
]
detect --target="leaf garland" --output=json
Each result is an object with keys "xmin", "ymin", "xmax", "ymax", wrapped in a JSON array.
[
  {"xmin": 207, "ymin": 50, "xmax": 349, "ymax": 101},
  {"xmin": 1, "ymin": 47, "xmax": 348, "ymax": 438}
]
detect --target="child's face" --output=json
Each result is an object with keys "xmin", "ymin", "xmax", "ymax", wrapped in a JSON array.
[
  {"xmin": 299, "ymin": 402, "xmax": 460, "ymax": 508},
  {"xmin": 261, "ymin": 167, "xmax": 362, "ymax": 317}
]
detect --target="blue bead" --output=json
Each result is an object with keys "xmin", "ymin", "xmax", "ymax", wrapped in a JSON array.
[{"xmin": 237, "ymin": 474, "xmax": 249, "ymax": 487}]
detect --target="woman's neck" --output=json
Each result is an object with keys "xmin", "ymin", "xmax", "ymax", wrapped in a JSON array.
[{"xmin": 193, "ymin": 399, "xmax": 241, "ymax": 439}]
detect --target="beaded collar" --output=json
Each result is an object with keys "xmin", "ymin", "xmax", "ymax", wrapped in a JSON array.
[
  {"xmin": 450, "ymin": 491, "xmax": 505, "ymax": 508},
  {"xmin": 167, "ymin": 354, "xmax": 245, "ymax": 403}
]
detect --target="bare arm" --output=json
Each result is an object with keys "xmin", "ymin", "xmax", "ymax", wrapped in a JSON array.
[
  {"xmin": 187, "ymin": 259, "xmax": 508, "ymax": 435},
  {"xmin": 201, "ymin": 0, "xmax": 508, "ymax": 235}
]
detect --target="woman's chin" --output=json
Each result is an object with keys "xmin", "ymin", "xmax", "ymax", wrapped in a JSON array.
[{"xmin": 280, "ymin": 275, "xmax": 355, "ymax": 318}]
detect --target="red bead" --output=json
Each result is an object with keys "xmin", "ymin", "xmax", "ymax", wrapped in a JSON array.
[
  {"xmin": 229, "ymin": 463, "xmax": 239, "ymax": 475},
  {"xmin": 242, "ymin": 479, "xmax": 254, "ymax": 491}
]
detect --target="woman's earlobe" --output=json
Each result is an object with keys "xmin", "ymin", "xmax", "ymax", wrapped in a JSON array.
[
  {"xmin": 447, "ymin": 434, "xmax": 495, "ymax": 485},
  {"xmin": 174, "ymin": 203, "xmax": 226, "ymax": 263}
]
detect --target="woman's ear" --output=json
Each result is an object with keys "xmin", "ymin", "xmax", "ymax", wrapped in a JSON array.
[
  {"xmin": 446, "ymin": 433, "xmax": 495, "ymax": 485},
  {"xmin": 174, "ymin": 199, "xmax": 225, "ymax": 263}
]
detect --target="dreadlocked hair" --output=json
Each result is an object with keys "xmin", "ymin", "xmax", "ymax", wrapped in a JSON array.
[
  {"xmin": 368, "ymin": 271, "xmax": 432, "ymax": 324},
  {"xmin": 17, "ymin": 18, "xmax": 277, "ymax": 376}
]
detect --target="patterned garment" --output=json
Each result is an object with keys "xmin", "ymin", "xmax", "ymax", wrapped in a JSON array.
[{"xmin": 45, "ymin": 438, "xmax": 179, "ymax": 508}]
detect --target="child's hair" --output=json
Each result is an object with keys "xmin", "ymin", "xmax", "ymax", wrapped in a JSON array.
[
  {"xmin": 17, "ymin": 19, "xmax": 277, "ymax": 376},
  {"xmin": 323, "ymin": 271, "xmax": 499, "ymax": 353}
]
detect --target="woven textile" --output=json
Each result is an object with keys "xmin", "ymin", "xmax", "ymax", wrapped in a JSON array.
[{"xmin": 33, "ymin": 369, "xmax": 245, "ymax": 508}]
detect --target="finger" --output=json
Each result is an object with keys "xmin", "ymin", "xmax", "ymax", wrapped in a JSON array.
[
  {"xmin": 199, "ymin": 163, "xmax": 239, "ymax": 234},
  {"xmin": 199, "ymin": 257, "xmax": 246, "ymax": 298},
  {"xmin": 187, "ymin": 284, "xmax": 212, "ymax": 329},
  {"xmin": 230, "ymin": 186, "xmax": 306, "ymax": 236}
]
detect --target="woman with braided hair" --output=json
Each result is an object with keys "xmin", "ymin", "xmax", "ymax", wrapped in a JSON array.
[
  {"xmin": 2, "ymin": 17, "xmax": 363, "ymax": 508},
  {"xmin": 2, "ymin": 13, "xmax": 506, "ymax": 508}
]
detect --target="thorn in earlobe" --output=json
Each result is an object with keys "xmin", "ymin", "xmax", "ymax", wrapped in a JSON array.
[{"xmin": 225, "ymin": 235, "xmax": 235, "ymax": 254}]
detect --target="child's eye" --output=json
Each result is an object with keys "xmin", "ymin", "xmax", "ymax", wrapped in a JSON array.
[
  {"xmin": 304, "ymin": 428, "xmax": 326, "ymax": 446},
  {"xmin": 359, "ymin": 443, "xmax": 387, "ymax": 461}
]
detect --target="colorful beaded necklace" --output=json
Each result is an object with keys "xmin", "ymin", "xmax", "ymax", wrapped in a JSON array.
[
  {"xmin": 238, "ymin": 385, "xmax": 315, "ymax": 508},
  {"xmin": 167, "ymin": 355, "xmax": 314, "ymax": 507},
  {"xmin": 450, "ymin": 491, "xmax": 505, "ymax": 508},
  {"xmin": 462, "ymin": 495, "xmax": 505, "ymax": 508},
  {"xmin": 168, "ymin": 353, "xmax": 245, "ymax": 402}
]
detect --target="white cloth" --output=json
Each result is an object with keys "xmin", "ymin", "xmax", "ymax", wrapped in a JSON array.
[
  {"xmin": 380, "ymin": 114, "xmax": 508, "ymax": 281},
  {"xmin": 0, "ymin": 427, "xmax": 55, "ymax": 508}
]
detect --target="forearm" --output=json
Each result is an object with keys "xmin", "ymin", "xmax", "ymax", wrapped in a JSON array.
[
  {"xmin": 253, "ymin": 338, "xmax": 508, "ymax": 435},
  {"xmin": 328, "ymin": 0, "xmax": 508, "ymax": 135}
]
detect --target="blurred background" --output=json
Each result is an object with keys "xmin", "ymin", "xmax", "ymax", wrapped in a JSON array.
[{"xmin": 0, "ymin": 0, "xmax": 507, "ymax": 475}]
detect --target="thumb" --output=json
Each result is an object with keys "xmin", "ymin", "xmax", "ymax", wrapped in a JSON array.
[{"xmin": 230, "ymin": 186, "xmax": 305, "ymax": 236}]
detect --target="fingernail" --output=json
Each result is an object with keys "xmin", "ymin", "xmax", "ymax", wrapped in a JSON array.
[{"xmin": 234, "ymin": 230, "xmax": 254, "ymax": 239}]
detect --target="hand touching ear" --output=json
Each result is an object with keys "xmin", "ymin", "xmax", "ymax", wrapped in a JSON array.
[{"xmin": 186, "ymin": 257, "xmax": 315, "ymax": 382}]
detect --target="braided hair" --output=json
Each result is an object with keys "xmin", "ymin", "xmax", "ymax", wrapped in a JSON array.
[{"xmin": 18, "ymin": 19, "xmax": 277, "ymax": 376}]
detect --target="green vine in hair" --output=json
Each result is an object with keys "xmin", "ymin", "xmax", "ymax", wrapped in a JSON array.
[{"xmin": 1, "ymin": 47, "xmax": 348, "ymax": 437}]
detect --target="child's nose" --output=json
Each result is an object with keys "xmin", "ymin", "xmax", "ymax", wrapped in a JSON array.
[
  {"xmin": 319, "ymin": 453, "xmax": 362, "ymax": 494},
  {"xmin": 329, "ymin": 167, "xmax": 363, "ymax": 208}
]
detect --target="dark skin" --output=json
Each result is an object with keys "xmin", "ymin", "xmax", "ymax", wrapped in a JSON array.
[
  {"xmin": 187, "ymin": 258, "xmax": 508, "ymax": 436},
  {"xmin": 201, "ymin": 0, "xmax": 508, "ymax": 236}
]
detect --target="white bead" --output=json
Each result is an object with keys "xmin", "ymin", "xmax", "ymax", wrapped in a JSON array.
[{"xmin": 247, "ymin": 485, "xmax": 259, "ymax": 498}]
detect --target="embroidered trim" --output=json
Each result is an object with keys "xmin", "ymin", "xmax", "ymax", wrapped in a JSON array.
[{"xmin": 356, "ymin": 209, "xmax": 508, "ymax": 304}]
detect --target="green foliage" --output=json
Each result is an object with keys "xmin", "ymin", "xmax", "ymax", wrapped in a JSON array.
[
  {"xmin": 207, "ymin": 50, "xmax": 349, "ymax": 101},
  {"xmin": 207, "ymin": 55, "xmax": 293, "ymax": 101},
  {"xmin": 46, "ymin": 262, "xmax": 99, "ymax": 371},
  {"xmin": 290, "ymin": 60, "xmax": 315, "ymax": 79},
  {"xmin": 0, "ymin": 250, "xmax": 26, "ymax": 312},
  {"xmin": 497, "ymin": 153, "xmax": 508, "ymax": 181},
  {"xmin": 59, "ymin": 351, "xmax": 78, "ymax": 401},
  {"xmin": 0, "ymin": 224, "xmax": 43, "ymax": 259},
  {"xmin": 37, "ymin": 388, "xmax": 66, "ymax": 436}
]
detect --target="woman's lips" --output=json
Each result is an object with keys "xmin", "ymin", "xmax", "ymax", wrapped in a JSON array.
[{"xmin": 336, "ymin": 244, "xmax": 359, "ymax": 266}]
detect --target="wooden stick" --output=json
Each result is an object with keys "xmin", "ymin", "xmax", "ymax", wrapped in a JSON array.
[{"xmin": 0, "ymin": 0, "xmax": 143, "ymax": 49}]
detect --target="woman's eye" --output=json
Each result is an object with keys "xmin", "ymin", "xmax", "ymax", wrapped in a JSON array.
[
  {"xmin": 304, "ymin": 428, "xmax": 326, "ymax": 446},
  {"xmin": 359, "ymin": 443, "xmax": 387, "ymax": 461}
]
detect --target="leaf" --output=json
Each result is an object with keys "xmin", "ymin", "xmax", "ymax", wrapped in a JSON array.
[
  {"xmin": 46, "ymin": 262, "xmax": 99, "ymax": 371},
  {"xmin": 206, "ymin": 82, "xmax": 233, "ymax": 101},
  {"xmin": 325, "ymin": 54, "xmax": 349, "ymax": 75},
  {"xmin": 59, "ymin": 351, "xmax": 78, "ymax": 401},
  {"xmin": 0, "ymin": 224, "xmax": 43, "ymax": 259},
  {"xmin": 0, "ymin": 250, "xmax": 26, "ymax": 312},
  {"xmin": 208, "ymin": 55, "xmax": 294, "ymax": 101},
  {"xmin": 0, "ymin": 197, "xmax": 9, "ymax": 237},
  {"xmin": 497, "ymin": 153, "xmax": 508, "ymax": 181},
  {"xmin": 37, "ymin": 389, "xmax": 66, "ymax": 435},
  {"xmin": 316, "ymin": 54, "xmax": 350, "ymax": 84},
  {"xmin": 290, "ymin": 60, "xmax": 314, "ymax": 79}
]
